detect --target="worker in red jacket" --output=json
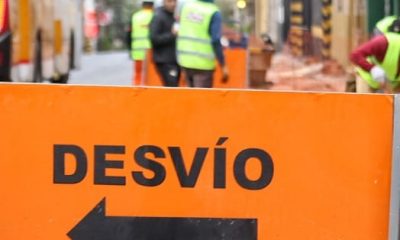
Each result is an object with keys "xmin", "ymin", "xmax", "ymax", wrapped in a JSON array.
[{"xmin": 350, "ymin": 19, "xmax": 400, "ymax": 93}]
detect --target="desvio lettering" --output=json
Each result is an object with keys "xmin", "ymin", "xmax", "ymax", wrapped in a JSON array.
[{"xmin": 53, "ymin": 137, "xmax": 274, "ymax": 190}]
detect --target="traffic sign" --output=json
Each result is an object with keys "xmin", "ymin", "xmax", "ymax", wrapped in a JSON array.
[{"xmin": 0, "ymin": 84, "xmax": 395, "ymax": 239}]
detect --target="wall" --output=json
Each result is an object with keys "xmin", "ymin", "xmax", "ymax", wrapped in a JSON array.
[
  {"xmin": 331, "ymin": 0, "xmax": 367, "ymax": 67},
  {"xmin": 254, "ymin": 0, "xmax": 269, "ymax": 37}
]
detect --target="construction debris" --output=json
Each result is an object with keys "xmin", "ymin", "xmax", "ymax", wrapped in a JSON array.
[{"xmin": 261, "ymin": 53, "xmax": 350, "ymax": 92}]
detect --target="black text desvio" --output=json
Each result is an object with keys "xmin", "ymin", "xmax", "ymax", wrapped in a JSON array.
[{"xmin": 53, "ymin": 140, "xmax": 274, "ymax": 190}]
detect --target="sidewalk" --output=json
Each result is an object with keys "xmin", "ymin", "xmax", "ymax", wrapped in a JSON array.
[{"xmin": 259, "ymin": 53, "xmax": 350, "ymax": 92}]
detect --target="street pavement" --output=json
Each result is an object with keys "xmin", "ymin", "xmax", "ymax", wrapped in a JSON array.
[{"xmin": 69, "ymin": 51, "xmax": 132, "ymax": 86}]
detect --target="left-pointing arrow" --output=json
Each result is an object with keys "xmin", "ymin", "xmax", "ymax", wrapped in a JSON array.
[{"xmin": 68, "ymin": 198, "xmax": 257, "ymax": 240}]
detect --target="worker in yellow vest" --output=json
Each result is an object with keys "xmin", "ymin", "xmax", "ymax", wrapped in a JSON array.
[
  {"xmin": 131, "ymin": 0, "xmax": 154, "ymax": 86},
  {"xmin": 177, "ymin": 0, "xmax": 229, "ymax": 88},
  {"xmin": 351, "ymin": 19, "xmax": 400, "ymax": 93}
]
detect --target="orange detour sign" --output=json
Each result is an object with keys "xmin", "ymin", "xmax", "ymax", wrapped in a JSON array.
[
  {"xmin": 145, "ymin": 48, "xmax": 248, "ymax": 88},
  {"xmin": 0, "ymin": 83, "xmax": 397, "ymax": 239}
]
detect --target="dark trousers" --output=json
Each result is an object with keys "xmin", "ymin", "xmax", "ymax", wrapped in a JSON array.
[
  {"xmin": 184, "ymin": 68, "xmax": 214, "ymax": 88},
  {"xmin": 155, "ymin": 63, "xmax": 181, "ymax": 87}
]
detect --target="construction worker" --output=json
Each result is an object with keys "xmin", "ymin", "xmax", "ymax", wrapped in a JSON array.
[
  {"xmin": 350, "ymin": 19, "xmax": 400, "ymax": 93},
  {"xmin": 131, "ymin": 0, "xmax": 154, "ymax": 86},
  {"xmin": 149, "ymin": 0, "xmax": 181, "ymax": 87},
  {"xmin": 176, "ymin": 0, "xmax": 229, "ymax": 88}
]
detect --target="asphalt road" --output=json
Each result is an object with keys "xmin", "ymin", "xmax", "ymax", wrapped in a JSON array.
[{"xmin": 69, "ymin": 51, "xmax": 132, "ymax": 86}]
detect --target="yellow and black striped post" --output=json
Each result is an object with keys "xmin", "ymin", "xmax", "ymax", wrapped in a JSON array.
[
  {"xmin": 321, "ymin": 0, "xmax": 332, "ymax": 59},
  {"xmin": 289, "ymin": 0, "xmax": 304, "ymax": 56}
]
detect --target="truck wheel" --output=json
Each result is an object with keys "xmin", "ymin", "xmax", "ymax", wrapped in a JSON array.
[
  {"xmin": 50, "ymin": 73, "xmax": 69, "ymax": 84},
  {"xmin": 33, "ymin": 33, "xmax": 42, "ymax": 83}
]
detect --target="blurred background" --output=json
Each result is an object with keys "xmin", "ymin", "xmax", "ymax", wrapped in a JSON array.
[
  {"xmin": 83, "ymin": 0, "xmax": 399, "ymax": 76},
  {"xmin": 3, "ymin": 0, "xmax": 400, "ymax": 91},
  {"xmin": 85, "ymin": 0, "xmax": 399, "ymax": 57},
  {"xmin": 84, "ymin": 0, "xmax": 257, "ymax": 52}
]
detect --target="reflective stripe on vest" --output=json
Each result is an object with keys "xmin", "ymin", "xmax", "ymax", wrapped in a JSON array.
[
  {"xmin": 177, "ymin": 1, "xmax": 218, "ymax": 70},
  {"xmin": 131, "ymin": 9, "xmax": 153, "ymax": 60}
]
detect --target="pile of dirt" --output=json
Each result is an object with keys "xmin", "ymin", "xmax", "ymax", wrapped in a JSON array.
[
  {"xmin": 321, "ymin": 60, "xmax": 346, "ymax": 77},
  {"xmin": 260, "ymin": 53, "xmax": 350, "ymax": 92}
]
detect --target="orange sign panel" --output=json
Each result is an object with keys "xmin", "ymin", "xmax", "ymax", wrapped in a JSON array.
[
  {"xmin": 0, "ymin": 84, "xmax": 394, "ymax": 239},
  {"xmin": 145, "ymin": 48, "xmax": 247, "ymax": 88}
]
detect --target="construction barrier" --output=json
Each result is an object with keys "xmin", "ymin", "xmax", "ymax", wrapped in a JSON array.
[
  {"xmin": 145, "ymin": 48, "xmax": 248, "ymax": 88},
  {"xmin": 0, "ymin": 83, "xmax": 399, "ymax": 239}
]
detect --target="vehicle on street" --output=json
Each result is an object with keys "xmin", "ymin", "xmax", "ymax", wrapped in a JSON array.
[{"xmin": 0, "ymin": 0, "xmax": 83, "ymax": 83}]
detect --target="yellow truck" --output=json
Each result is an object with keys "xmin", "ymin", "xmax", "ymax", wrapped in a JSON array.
[{"xmin": 0, "ymin": 0, "xmax": 83, "ymax": 83}]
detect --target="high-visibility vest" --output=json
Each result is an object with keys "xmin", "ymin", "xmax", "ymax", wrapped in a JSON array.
[
  {"xmin": 376, "ymin": 16, "xmax": 397, "ymax": 34},
  {"xmin": 177, "ymin": 1, "xmax": 218, "ymax": 70},
  {"xmin": 356, "ymin": 33, "xmax": 400, "ymax": 89},
  {"xmin": 131, "ymin": 9, "xmax": 153, "ymax": 60}
]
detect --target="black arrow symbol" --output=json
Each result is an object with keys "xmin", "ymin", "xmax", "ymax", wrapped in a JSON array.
[{"xmin": 68, "ymin": 198, "xmax": 257, "ymax": 240}]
